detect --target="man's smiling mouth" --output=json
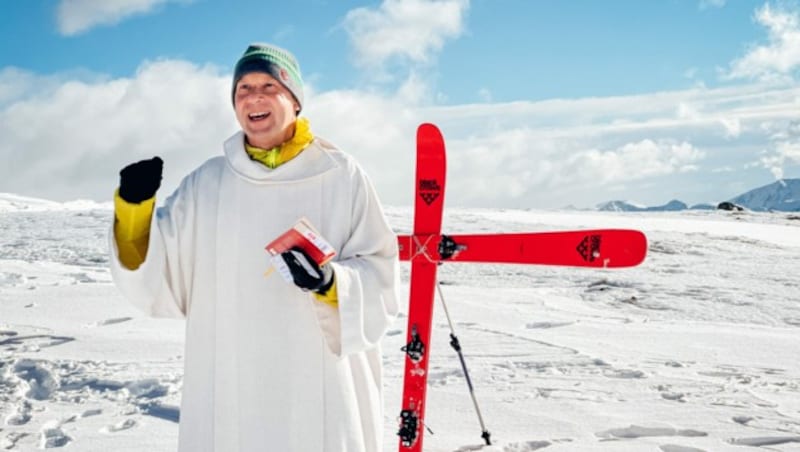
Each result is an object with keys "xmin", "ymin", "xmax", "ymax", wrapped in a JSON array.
[{"xmin": 248, "ymin": 112, "xmax": 269, "ymax": 120}]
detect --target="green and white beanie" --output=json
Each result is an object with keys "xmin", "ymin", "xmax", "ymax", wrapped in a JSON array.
[{"xmin": 231, "ymin": 43, "xmax": 304, "ymax": 112}]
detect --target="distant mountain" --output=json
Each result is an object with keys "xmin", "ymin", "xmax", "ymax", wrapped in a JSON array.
[
  {"xmin": 0, "ymin": 193, "xmax": 109, "ymax": 213},
  {"xmin": 728, "ymin": 178, "xmax": 800, "ymax": 212},
  {"xmin": 596, "ymin": 200, "xmax": 642, "ymax": 212},
  {"xmin": 594, "ymin": 178, "xmax": 800, "ymax": 213},
  {"xmin": 0, "ymin": 193, "xmax": 61, "ymax": 212},
  {"xmin": 596, "ymin": 199, "xmax": 687, "ymax": 212}
]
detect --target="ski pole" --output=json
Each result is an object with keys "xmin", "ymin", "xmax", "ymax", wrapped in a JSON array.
[{"xmin": 436, "ymin": 280, "xmax": 491, "ymax": 446}]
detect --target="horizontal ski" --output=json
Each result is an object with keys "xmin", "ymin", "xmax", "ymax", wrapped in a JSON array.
[{"xmin": 397, "ymin": 229, "xmax": 647, "ymax": 268}]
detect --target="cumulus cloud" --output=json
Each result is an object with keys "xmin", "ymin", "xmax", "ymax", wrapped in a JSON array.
[
  {"xmin": 0, "ymin": 60, "xmax": 236, "ymax": 201},
  {"xmin": 567, "ymin": 140, "xmax": 704, "ymax": 182},
  {"xmin": 756, "ymin": 120, "xmax": 800, "ymax": 179},
  {"xmin": 763, "ymin": 140, "xmax": 800, "ymax": 178},
  {"xmin": 726, "ymin": 3, "xmax": 800, "ymax": 81},
  {"xmin": 56, "ymin": 0, "xmax": 188, "ymax": 36},
  {"xmin": 1, "ymin": 57, "xmax": 800, "ymax": 208},
  {"xmin": 719, "ymin": 117, "xmax": 742, "ymax": 138},
  {"xmin": 441, "ymin": 131, "xmax": 706, "ymax": 207},
  {"xmin": 0, "ymin": 68, "xmax": 63, "ymax": 106},
  {"xmin": 4, "ymin": 0, "xmax": 800, "ymax": 212},
  {"xmin": 342, "ymin": 0, "xmax": 469, "ymax": 72}
]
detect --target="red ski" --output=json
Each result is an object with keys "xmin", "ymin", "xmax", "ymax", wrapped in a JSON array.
[
  {"xmin": 398, "ymin": 124, "xmax": 445, "ymax": 452},
  {"xmin": 397, "ymin": 230, "xmax": 647, "ymax": 267}
]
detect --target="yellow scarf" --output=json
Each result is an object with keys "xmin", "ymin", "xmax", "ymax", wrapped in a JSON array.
[{"xmin": 245, "ymin": 117, "xmax": 314, "ymax": 169}]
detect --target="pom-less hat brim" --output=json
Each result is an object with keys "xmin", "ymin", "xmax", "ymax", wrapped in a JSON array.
[{"xmin": 235, "ymin": 58, "xmax": 280, "ymax": 82}]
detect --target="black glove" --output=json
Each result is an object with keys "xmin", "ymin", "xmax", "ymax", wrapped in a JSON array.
[
  {"xmin": 280, "ymin": 246, "xmax": 334, "ymax": 294},
  {"xmin": 118, "ymin": 156, "xmax": 163, "ymax": 203}
]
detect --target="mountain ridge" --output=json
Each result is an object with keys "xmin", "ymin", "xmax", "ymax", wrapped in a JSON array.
[{"xmin": 595, "ymin": 178, "xmax": 800, "ymax": 212}]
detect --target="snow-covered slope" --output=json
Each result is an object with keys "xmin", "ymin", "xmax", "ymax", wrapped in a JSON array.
[{"xmin": 1, "ymin": 204, "xmax": 799, "ymax": 451}]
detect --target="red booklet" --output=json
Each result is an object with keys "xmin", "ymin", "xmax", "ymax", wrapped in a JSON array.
[{"xmin": 265, "ymin": 217, "xmax": 336, "ymax": 267}]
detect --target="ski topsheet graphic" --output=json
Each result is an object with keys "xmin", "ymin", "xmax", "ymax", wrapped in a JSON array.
[{"xmin": 397, "ymin": 124, "xmax": 649, "ymax": 451}]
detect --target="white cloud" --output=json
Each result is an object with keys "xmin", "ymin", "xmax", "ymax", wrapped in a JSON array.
[
  {"xmin": 756, "ymin": 120, "xmax": 800, "ymax": 179},
  {"xmin": 2, "ymin": 59, "xmax": 800, "ymax": 209},
  {"xmin": 56, "ymin": 0, "xmax": 188, "ymax": 36},
  {"xmin": 720, "ymin": 117, "xmax": 742, "ymax": 138},
  {"xmin": 0, "ymin": 68, "xmax": 55, "ymax": 106},
  {"xmin": 0, "ymin": 60, "xmax": 236, "ymax": 201},
  {"xmin": 570, "ymin": 140, "xmax": 705, "ymax": 183},
  {"xmin": 342, "ymin": 0, "xmax": 469, "ymax": 72},
  {"xmin": 726, "ymin": 3, "xmax": 800, "ymax": 81}
]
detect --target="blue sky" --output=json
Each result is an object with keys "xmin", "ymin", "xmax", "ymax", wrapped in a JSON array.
[{"xmin": 1, "ymin": 0, "xmax": 799, "ymax": 209}]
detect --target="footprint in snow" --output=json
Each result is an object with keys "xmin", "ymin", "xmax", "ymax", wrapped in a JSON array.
[
  {"xmin": 39, "ymin": 422, "xmax": 71, "ymax": 448},
  {"xmin": 525, "ymin": 321, "xmax": 573, "ymax": 329},
  {"xmin": 596, "ymin": 425, "xmax": 707, "ymax": 440},
  {"xmin": 500, "ymin": 440, "xmax": 552, "ymax": 451},
  {"xmin": 85, "ymin": 317, "xmax": 133, "ymax": 328},
  {"xmin": 732, "ymin": 416, "xmax": 753, "ymax": 425},
  {"xmin": 0, "ymin": 335, "xmax": 75, "ymax": 352},
  {"xmin": 659, "ymin": 445, "xmax": 706, "ymax": 452},
  {"xmin": 727, "ymin": 436, "xmax": 800, "ymax": 447},
  {"xmin": 12, "ymin": 359, "xmax": 59, "ymax": 401},
  {"xmin": 4, "ymin": 400, "xmax": 33, "ymax": 425},
  {"xmin": 454, "ymin": 440, "xmax": 552, "ymax": 451},
  {"xmin": 100, "ymin": 418, "xmax": 137, "ymax": 433},
  {"xmin": 81, "ymin": 408, "xmax": 103, "ymax": 418},
  {"xmin": 1, "ymin": 432, "xmax": 29, "ymax": 449},
  {"xmin": 603, "ymin": 368, "xmax": 646, "ymax": 379},
  {"xmin": 660, "ymin": 391, "xmax": 686, "ymax": 402}
]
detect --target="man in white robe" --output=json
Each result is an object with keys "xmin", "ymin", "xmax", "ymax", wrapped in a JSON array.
[{"xmin": 109, "ymin": 43, "xmax": 399, "ymax": 452}]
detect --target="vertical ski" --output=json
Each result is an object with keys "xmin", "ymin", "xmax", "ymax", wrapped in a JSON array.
[{"xmin": 398, "ymin": 123, "xmax": 446, "ymax": 452}]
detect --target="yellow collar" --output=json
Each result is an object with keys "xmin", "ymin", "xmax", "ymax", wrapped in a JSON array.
[{"xmin": 244, "ymin": 117, "xmax": 314, "ymax": 169}]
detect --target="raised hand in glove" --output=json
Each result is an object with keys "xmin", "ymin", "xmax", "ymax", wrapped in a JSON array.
[
  {"xmin": 279, "ymin": 246, "xmax": 335, "ymax": 294},
  {"xmin": 118, "ymin": 156, "xmax": 163, "ymax": 203}
]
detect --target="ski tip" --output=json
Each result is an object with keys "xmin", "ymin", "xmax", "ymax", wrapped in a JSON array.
[
  {"xmin": 637, "ymin": 230, "xmax": 649, "ymax": 265},
  {"xmin": 417, "ymin": 123, "xmax": 444, "ymax": 143},
  {"xmin": 620, "ymin": 229, "xmax": 648, "ymax": 267},
  {"xmin": 418, "ymin": 122, "xmax": 440, "ymax": 132}
]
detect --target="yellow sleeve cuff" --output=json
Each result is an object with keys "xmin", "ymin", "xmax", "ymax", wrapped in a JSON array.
[
  {"xmin": 113, "ymin": 190, "xmax": 155, "ymax": 270},
  {"xmin": 312, "ymin": 278, "xmax": 338, "ymax": 307}
]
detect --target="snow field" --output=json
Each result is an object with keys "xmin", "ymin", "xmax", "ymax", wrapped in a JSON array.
[{"xmin": 0, "ymin": 205, "xmax": 799, "ymax": 451}]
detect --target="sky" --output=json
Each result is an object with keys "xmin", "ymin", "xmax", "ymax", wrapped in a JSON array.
[{"xmin": 1, "ymin": 0, "xmax": 799, "ymax": 209}]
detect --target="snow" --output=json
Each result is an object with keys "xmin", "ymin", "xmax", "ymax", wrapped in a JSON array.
[{"xmin": 1, "ymin": 201, "xmax": 800, "ymax": 451}]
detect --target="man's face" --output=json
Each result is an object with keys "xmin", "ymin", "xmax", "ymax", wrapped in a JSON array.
[{"xmin": 233, "ymin": 72, "xmax": 299, "ymax": 149}]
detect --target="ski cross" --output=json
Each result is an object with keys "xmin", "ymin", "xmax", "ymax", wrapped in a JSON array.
[{"xmin": 396, "ymin": 123, "xmax": 648, "ymax": 452}]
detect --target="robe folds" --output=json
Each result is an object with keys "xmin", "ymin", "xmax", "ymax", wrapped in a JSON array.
[{"xmin": 109, "ymin": 131, "xmax": 400, "ymax": 452}]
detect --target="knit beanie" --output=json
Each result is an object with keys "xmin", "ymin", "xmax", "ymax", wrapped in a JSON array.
[{"xmin": 231, "ymin": 43, "xmax": 304, "ymax": 112}]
